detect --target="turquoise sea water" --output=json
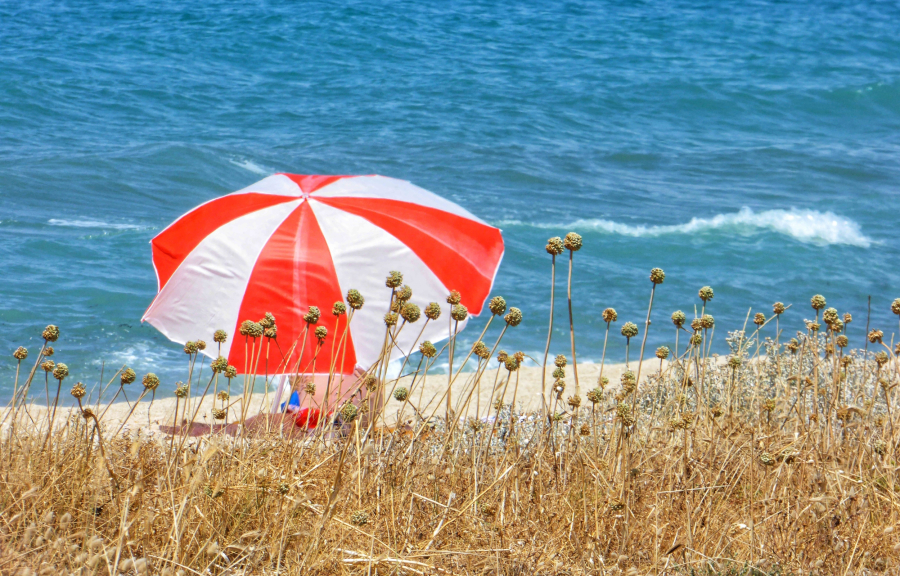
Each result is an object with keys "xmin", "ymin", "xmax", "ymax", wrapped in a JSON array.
[{"xmin": 2, "ymin": 1, "xmax": 900, "ymax": 397}]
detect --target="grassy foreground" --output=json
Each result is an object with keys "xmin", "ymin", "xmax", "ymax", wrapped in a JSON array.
[{"xmin": 2, "ymin": 248, "xmax": 900, "ymax": 575}]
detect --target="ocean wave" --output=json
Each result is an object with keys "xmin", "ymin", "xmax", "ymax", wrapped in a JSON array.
[
  {"xmin": 496, "ymin": 207, "xmax": 872, "ymax": 248},
  {"xmin": 230, "ymin": 158, "xmax": 271, "ymax": 175},
  {"xmin": 48, "ymin": 218, "xmax": 147, "ymax": 230}
]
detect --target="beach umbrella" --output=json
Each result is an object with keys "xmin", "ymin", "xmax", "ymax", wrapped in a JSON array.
[{"xmin": 143, "ymin": 173, "xmax": 504, "ymax": 377}]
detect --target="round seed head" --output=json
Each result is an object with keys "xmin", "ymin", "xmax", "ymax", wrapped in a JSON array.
[
  {"xmin": 753, "ymin": 313, "xmax": 765, "ymax": 326},
  {"xmin": 347, "ymin": 289, "xmax": 365, "ymax": 310},
  {"xmin": 649, "ymin": 268, "xmax": 665, "ymax": 284},
  {"xmin": 620, "ymin": 370, "xmax": 636, "ymax": 392},
  {"xmin": 174, "ymin": 383, "xmax": 188, "ymax": 399},
  {"xmin": 314, "ymin": 326, "xmax": 328, "ymax": 341},
  {"xmin": 564, "ymin": 232, "xmax": 582, "ymax": 251},
  {"xmin": 447, "ymin": 290, "xmax": 461, "ymax": 305},
  {"xmin": 621, "ymin": 322, "xmax": 638, "ymax": 339},
  {"xmin": 690, "ymin": 333, "xmax": 703, "ymax": 346},
  {"xmin": 212, "ymin": 408, "xmax": 226, "ymax": 420},
  {"xmin": 671, "ymin": 310, "xmax": 686, "ymax": 327},
  {"xmin": 350, "ymin": 511, "xmax": 369, "ymax": 526},
  {"xmin": 385, "ymin": 271, "xmax": 403, "ymax": 289},
  {"xmin": 504, "ymin": 307, "xmax": 523, "ymax": 327},
  {"xmin": 184, "ymin": 341, "xmax": 198, "ymax": 355},
  {"xmin": 384, "ymin": 312, "xmax": 398, "ymax": 327},
  {"xmin": 332, "ymin": 302, "xmax": 346, "ymax": 316},
  {"xmin": 497, "ymin": 350, "xmax": 508, "ymax": 364},
  {"xmin": 424, "ymin": 302, "xmax": 441, "ymax": 321},
  {"xmin": 81, "ymin": 407, "xmax": 94, "ymax": 420},
  {"xmin": 762, "ymin": 398, "xmax": 776, "ymax": 412},
  {"xmin": 728, "ymin": 356, "xmax": 742, "ymax": 369},
  {"xmin": 248, "ymin": 322, "xmax": 264, "ymax": 338},
  {"xmin": 213, "ymin": 329, "xmax": 228, "ymax": 343},
  {"xmin": 393, "ymin": 387, "xmax": 409, "ymax": 402},
  {"xmin": 142, "ymin": 373, "xmax": 160, "ymax": 391},
  {"xmin": 13, "ymin": 346, "xmax": 27, "ymax": 360},
  {"xmin": 225, "ymin": 365, "xmax": 237, "ymax": 379},
  {"xmin": 786, "ymin": 338, "xmax": 799, "ymax": 353},
  {"xmin": 567, "ymin": 395, "xmax": 581, "ymax": 409},
  {"xmin": 602, "ymin": 308, "xmax": 618, "ymax": 323},
  {"xmin": 304, "ymin": 381, "xmax": 316, "ymax": 395},
  {"xmin": 339, "ymin": 402, "xmax": 358, "ymax": 423},
  {"xmin": 873, "ymin": 439, "xmax": 887, "ymax": 456},
  {"xmin": 489, "ymin": 296, "xmax": 507, "ymax": 316},
  {"xmin": 264, "ymin": 325, "xmax": 277, "ymax": 339},
  {"xmin": 810, "ymin": 294, "xmax": 826, "ymax": 310},
  {"xmin": 451, "ymin": 304, "xmax": 468, "ymax": 322},
  {"xmin": 830, "ymin": 318, "xmax": 844, "ymax": 333},
  {"xmin": 552, "ymin": 367, "xmax": 565, "ymax": 379},
  {"xmin": 836, "ymin": 335, "xmax": 849, "ymax": 348},
  {"xmin": 41, "ymin": 360, "xmax": 55, "ymax": 372},
  {"xmin": 419, "ymin": 341, "xmax": 437, "ymax": 358},
  {"xmin": 586, "ymin": 388, "xmax": 602, "ymax": 404},
  {"xmin": 875, "ymin": 351, "xmax": 889, "ymax": 366},
  {"xmin": 514, "ymin": 351, "xmax": 525, "ymax": 364},
  {"xmin": 759, "ymin": 452, "xmax": 775, "ymax": 466},
  {"xmin": 545, "ymin": 236, "xmax": 565, "ymax": 256},
  {"xmin": 60, "ymin": 368, "xmax": 89, "ymax": 395},
  {"xmin": 42, "ymin": 325, "xmax": 60, "ymax": 342},
  {"xmin": 822, "ymin": 308, "xmax": 839, "ymax": 325},
  {"xmin": 655, "ymin": 346, "xmax": 669, "ymax": 360},
  {"xmin": 868, "ymin": 329, "xmax": 884, "ymax": 344},
  {"xmin": 211, "ymin": 356, "xmax": 229, "ymax": 373},
  {"xmin": 700, "ymin": 314, "xmax": 714, "ymax": 329},
  {"xmin": 579, "ymin": 423, "xmax": 591, "ymax": 436},
  {"xmin": 362, "ymin": 374, "xmax": 378, "ymax": 390},
  {"xmin": 391, "ymin": 301, "xmax": 401, "ymax": 313},
  {"xmin": 690, "ymin": 317, "xmax": 703, "ymax": 332},
  {"xmin": 400, "ymin": 302, "xmax": 421, "ymax": 323},
  {"xmin": 504, "ymin": 356, "xmax": 519, "ymax": 372},
  {"xmin": 44, "ymin": 346, "xmax": 54, "ymax": 357},
  {"xmin": 843, "ymin": 312, "xmax": 852, "ymax": 324},
  {"xmin": 805, "ymin": 320, "xmax": 820, "ymax": 332},
  {"xmin": 472, "ymin": 341, "xmax": 490, "ymax": 360},
  {"xmin": 239, "ymin": 320, "xmax": 253, "ymax": 336},
  {"xmin": 598, "ymin": 376, "xmax": 609, "ymax": 389},
  {"xmin": 554, "ymin": 354, "xmax": 567, "ymax": 368},
  {"xmin": 259, "ymin": 312, "xmax": 276, "ymax": 329},
  {"xmin": 773, "ymin": 302, "xmax": 785, "ymax": 315},
  {"xmin": 120, "ymin": 367, "xmax": 136, "ymax": 385},
  {"xmin": 217, "ymin": 390, "xmax": 230, "ymax": 401},
  {"xmin": 303, "ymin": 306, "xmax": 321, "ymax": 324},
  {"xmin": 397, "ymin": 285, "xmax": 413, "ymax": 302},
  {"xmin": 698, "ymin": 286, "xmax": 714, "ymax": 302},
  {"xmin": 70, "ymin": 382, "xmax": 86, "ymax": 399}
]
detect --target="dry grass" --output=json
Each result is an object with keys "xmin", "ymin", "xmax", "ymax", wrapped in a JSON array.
[{"xmin": 2, "ymin": 258, "xmax": 900, "ymax": 575}]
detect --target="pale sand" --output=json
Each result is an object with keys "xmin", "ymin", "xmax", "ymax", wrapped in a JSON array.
[{"xmin": 4, "ymin": 361, "xmax": 656, "ymax": 433}]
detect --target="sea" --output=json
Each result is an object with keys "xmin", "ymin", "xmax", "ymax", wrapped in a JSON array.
[{"xmin": 2, "ymin": 0, "xmax": 899, "ymax": 399}]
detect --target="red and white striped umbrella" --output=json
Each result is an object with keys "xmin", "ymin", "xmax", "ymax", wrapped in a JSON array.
[{"xmin": 143, "ymin": 174, "xmax": 504, "ymax": 375}]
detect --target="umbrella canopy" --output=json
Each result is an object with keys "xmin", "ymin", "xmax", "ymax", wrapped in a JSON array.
[{"xmin": 143, "ymin": 174, "xmax": 504, "ymax": 375}]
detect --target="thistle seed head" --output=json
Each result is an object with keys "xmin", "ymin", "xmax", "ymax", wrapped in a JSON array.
[
  {"xmin": 44, "ymin": 346, "xmax": 54, "ymax": 357},
  {"xmin": 690, "ymin": 333, "xmax": 703, "ymax": 346},
  {"xmin": 649, "ymin": 267, "xmax": 665, "ymax": 284},
  {"xmin": 332, "ymin": 302, "xmax": 347, "ymax": 316},
  {"xmin": 41, "ymin": 360, "xmax": 55, "ymax": 372},
  {"xmin": 70, "ymin": 382, "xmax": 86, "ymax": 399},
  {"xmin": 314, "ymin": 326, "xmax": 328, "ymax": 341},
  {"xmin": 347, "ymin": 289, "xmax": 365, "ymax": 310},
  {"xmin": 52, "ymin": 362, "xmax": 67, "ymax": 381},
  {"xmin": 239, "ymin": 320, "xmax": 253, "ymax": 336},
  {"xmin": 451, "ymin": 304, "xmax": 468, "ymax": 322},
  {"xmin": 892, "ymin": 299, "xmax": 900, "ymax": 315},
  {"xmin": 384, "ymin": 312, "xmax": 398, "ymax": 327},
  {"xmin": 700, "ymin": 314, "xmax": 714, "ymax": 329},
  {"xmin": 554, "ymin": 354, "xmax": 567, "ymax": 368},
  {"xmin": 472, "ymin": 341, "xmax": 490, "ymax": 360},
  {"xmin": 564, "ymin": 232, "xmax": 582, "ymax": 251},
  {"xmin": 822, "ymin": 308, "xmax": 839, "ymax": 325},
  {"xmin": 339, "ymin": 402, "xmax": 358, "ymax": 423},
  {"xmin": 603, "ymin": 308, "xmax": 618, "ymax": 323},
  {"xmin": 836, "ymin": 335, "xmax": 849, "ymax": 348},
  {"xmin": 224, "ymin": 365, "xmax": 237, "ymax": 379},
  {"xmin": 504, "ymin": 307, "xmax": 523, "ymax": 327},
  {"xmin": 810, "ymin": 294, "xmax": 826, "ymax": 310},
  {"xmin": 303, "ymin": 306, "xmax": 321, "ymax": 324},
  {"xmin": 419, "ymin": 341, "xmax": 437, "ymax": 358},
  {"xmin": 586, "ymin": 388, "xmax": 602, "ymax": 404},
  {"xmin": 259, "ymin": 312, "xmax": 276, "ymax": 329},
  {"xmin": 424, "ymin": 302, "xmax": 441, "ymax": 321},
  {"xmin": 868, "ymin": 329, "xmax": 884, "ymax": 344},
  {"xmin": 393, "ymin": 387, "xmax": 409, "ymax": 402},
  {"xmin": 671, "ymin": 310, "xmax": 686, "ymax": 327},
  {"xmin": 213, "ymin": 329, "xmax": 228, "ymax": 343},
  {"xmin": 400, "ymin": 302, "xmax": 421, "ymax": 323},
  {"xmin": 497, "ymin": 350, "xmax": 508, "ymax": 364},
  {"xmin": 121, "ymin": 367, "xmax": 136, "ymax": 385},
  {"xmin": 773, "ymin": 302, "xmax": 785, "ymax": 315},
  {"xmin": 184, "ymin": 341, "xmax": 199, "ymax": 355},
  {"xmin": 42, "ymin": 325, "xmax": 60, "ymax": 342},
  {"xmin": 211, "ymin": 356, "xmax": 228, "ymax": 373},
  {"xmin": 545, "ymin": 236, "xmax": 564, "ymax": 256},
  {"xmin": 552, "ymin": 367, "xmax": 565, "ymax": 379},
  {"xmin": 397, "ymin": 285, "xmax": 413, "ymax": 302},
  {"xmin": 655, "ymin": 346, "xmax": 669, "ymax": 360},
  {"xmin": 488, "ymin": 296, "xmax": 507, "ymax": 316},
  {"xmin": 504, "ymin": 356, "xmax": 519, "ymax": 372},
  {"xmin": 174, "ymin": 384, "xmax": 188, "ymax": 399},
  {"xmin": 447, "ymin": 290, "xmax": 461, "ymax": 305},
  {"xmin": 698, "ymin": 286, "xmax": 714, "ymax": 302},
  {"xmin": 621, "ymin": 322, "xmax": 638, "ymax": 339},
  {"xmin": 385, "ymin": 271, "xmax": 403, "ymax": 289},
  {"xmin": 142, "ymin": 373, "xmax": 160, "ymax": 391},
  {"xmin": 843, "ymin": 312, "xmax": 852, "ymax": 324},
  {"xmin": 753, "ymin": 313, "xmax": 765, "ymax": 326},
  {"xmin": 13, "ymin": 346, "xmax": 27, "ymax": 360}
]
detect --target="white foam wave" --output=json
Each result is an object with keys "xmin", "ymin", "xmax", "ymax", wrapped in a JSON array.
[
  {"xmin": 48, "ymin": 218, "xmax": 145, "ymax": 230},
  {"xmin": 497, "ymin": 207, "xmax": 872, "ymax": 248},
  {"xmin": 230, "ymin": 158, "xmax": 270, "ymax": 175}
]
